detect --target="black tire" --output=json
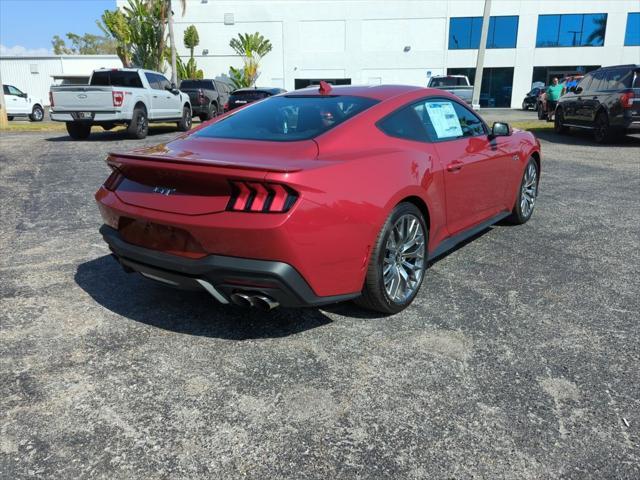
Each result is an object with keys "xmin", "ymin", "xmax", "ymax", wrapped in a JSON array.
[
  {"xmin": 177, "ymin": 105, "xmax": 192, "ymax": 131},
  {"xmin": 127, "ymin": 106, "xmax": 148, "ymax": 139},
  {"xmin": 200, "ymin": 102, "xmax": 218, "ymax": 121},
  {"xmin": 7, "ymin": 116, "xmax": 14, "ymax": 121},
  {"xmin": 593, "ymin": 111, "xmax": 613, "ymax": 144},
  {"xmin": 355, "ymin": 202, "xmax": 427, "ymax": 314},
  {"xmin": 65, "ymin": 122, "xmax": 91, "ymax": 140},
  {"xmin": 507, "ymin": 157, "xmax": 539, "ymax": 225},
  {"xmin": 537, "ymin": 104, "xmax": 546, "ymax": 120},
  {"xmin": 554, "ymin": 108, "xmax": 569, "ymax": 134},
  {"xmin": 29, "ymin": 104, "xmax": 44, "ymax": 122}
]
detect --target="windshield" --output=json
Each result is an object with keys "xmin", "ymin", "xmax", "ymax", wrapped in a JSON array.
[
  {"xmin": 90, "ymin": 71, "xmax": 143, "ymax": 88},
  {"xmin": 195, "ymin": 95, "xmax": 379, "ymax": 142},
  {"xmin": 180, "ymin": 80, "xmax": 211, "ymax": 89}
]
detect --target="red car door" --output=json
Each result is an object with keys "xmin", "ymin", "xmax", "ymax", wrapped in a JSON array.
[{"xmin": 423, "ymin": 99, "xmax": 511, "ymax": 235}]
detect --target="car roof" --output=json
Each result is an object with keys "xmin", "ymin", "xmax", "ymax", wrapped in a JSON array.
[
  {"xmin": 286, "ymin": 84, "xmax": 430, "ymax": 101},
  {"xmin": 232, "ymin": 87, "xmax": 285, "ymax": 94}
]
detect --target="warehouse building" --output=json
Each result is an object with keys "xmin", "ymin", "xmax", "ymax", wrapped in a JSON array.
[{"xmin": 158, "ymin": 0, "xmax": 640, "ymax": 108}]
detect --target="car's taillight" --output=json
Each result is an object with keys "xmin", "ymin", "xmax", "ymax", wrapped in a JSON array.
[
  {"xmin": 223, "ymin": 102, "xmax": 229, "ymax": 111},
  {"xmin": 112, "ymin": 91, "xmax": 124, "ymax": 107},
  {"xmin": 198, "ymin": 88, "xmax": 205, "ymax": 104},
  {"xmin": 620, "ymin": 91, "xmax": 635, "ymax": 108},
  {"xmin": 49, "ymin": 91, "xmax": 54, "ymax": 107},
  {"xmin": 103, "ymin": 169, "xmax": 124, "ymax": 191},
  {"xmin": 227, "ymin": 181, "xmax": 298, "ymax": 213}
]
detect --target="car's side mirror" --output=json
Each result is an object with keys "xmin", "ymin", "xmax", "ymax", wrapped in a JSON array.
[
  {"xmin": 574, "ymin": 86, "xmax": 583, "ymax": 94},
  {"xmin": 568, "ymin": 86, "xmax": 576, "ymax": 93},
  {"xmin": 491, "ymin": 122, "xmax": 512, "ymax": 137},
  {"xmin": 20, "ymin": 93, "xmax": 27, "ymax": 98}
]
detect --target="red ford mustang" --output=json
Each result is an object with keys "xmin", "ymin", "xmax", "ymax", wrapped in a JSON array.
[{"xmin": 96, "ymin": 83, "xmax": 541, "ymax": 313}]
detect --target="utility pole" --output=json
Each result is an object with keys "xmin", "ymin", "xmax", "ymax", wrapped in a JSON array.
[
  {"xmin": 168, "ymin": 0, "xmax": 177, "ymax": 86},
  {"xmin": 471, "ymin": 0, "xmax": 492, "ymax": 111},
  {"xmin": 0, "ymin": 65, "xmax": 8, "ymax": 129}
]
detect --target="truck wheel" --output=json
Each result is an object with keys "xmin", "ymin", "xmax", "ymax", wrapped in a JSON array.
[
  {"xmin": 593, "ymin": 112, "xmax": 613, "ymax": 144},
  {"xmin": 200, "ymin": 103, "xmax": 217, "ymax": 122},
  {"xmin": 177, "ymin": 105, "xmax": 192, "ymax": 131},
  {"xmin": 127, "ymin": 106, "xmax": 148, "ymax": 139},
  {"xmin": 7, "ymin": 116, "xmax": 14, "ymax": 121},
  {"xmin": 29, "ymin": 104, "xmax": 44, "ymax": 122},
  {"xmin": 537, "ymin": 105, "xmax": 546, "ymax": 120},
  {"xmin": 66, "ymin": 122, "xmax": 91, "ymax": 140}
]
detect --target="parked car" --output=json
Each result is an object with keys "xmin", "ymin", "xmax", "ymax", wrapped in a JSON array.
[
  {"xmin": 96, "ymin": 84, "xmax": 541, "ymax": 314},
  {"xmin": 226, "ymin": 87, "xmax": 286, "ymax": 111},
  {"xmin": 2, "ymin": 85, "xmax": 44, "ymax": 121},
  {"xmin": 522, "ymin": 86, "xmax": 544, "ymax": 111},
  {"xmin": 179, "ymin": 78, "xmax": 232, "ymax": 121},
  {"xmin": 50, "ymin": 68, "xmax": 192, "ymax": 140},
  {"xmin": 427, "ymin": 75, "xmax": 473, "ymax": 104},
  {"xmin": 555, "ymin": 65, "xmax": 640, "ymax": 143}
]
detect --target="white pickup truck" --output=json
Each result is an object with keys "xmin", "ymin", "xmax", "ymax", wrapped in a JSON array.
[
  {"xmin": 427, "ymin": 75, "xmax": 474, "ymax": 105},
  {"xmin": 3, "ymin": 84, "xmax": 45, "ymax": 121},
  {"xmin": 50, "ymin": 68, "xmax": 192, "ymax": 140}
]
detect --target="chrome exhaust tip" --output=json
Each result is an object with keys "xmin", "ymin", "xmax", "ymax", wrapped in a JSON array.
[
  {"xmin": 230, "ymin": 292, "xmax": 255, "ymax": 308},
  {"xmin": 252, "ymin": 295, "xmax": 279, "ymax": 311}
]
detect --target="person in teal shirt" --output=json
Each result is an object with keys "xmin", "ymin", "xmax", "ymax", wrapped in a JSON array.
[{"xmin": 546, "ymin": 77, "xmax": 564, "ymax": 119}]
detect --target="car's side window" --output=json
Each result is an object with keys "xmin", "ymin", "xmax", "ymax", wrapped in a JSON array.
[
  {"xmin": 577, "ymin": 74, "xmax": 593, "ymax": 93},
  {"xmin": 420, "ymin": 99, "xmax": 485, "ymax": 141},
  {"xmin": 156, "ymin": 74, "xmax": 171, "ymax": 91},
  {"xmin": 377, "ymin": 104, "xmax": 430, "ymax": 143},
  {"xmin": 8, "ymin": 85, "xmax": 23, "ymax": 96},
  {"xmin": 145, "ymin": 73, "xmax": 159, "ymax": 90}
]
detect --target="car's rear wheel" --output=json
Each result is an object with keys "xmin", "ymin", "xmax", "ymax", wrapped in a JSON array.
[
  {"xmin": 508, "ymin": 158, "xmax": 539, "ymax": 225},
  {"xmin": 554, "ymin": 108, "xmax": 569, "ymax": 133},
  {"xmin": 537, "ymin": 104, "xmax": 545, "ymax": 120},
  {"xmin": 7, "ymin": 116, "xmax": 14, "ymax": 121},
  {"xmin": 199, "ymin": 103, "xmax": 217, "ymax": 122},
  {"xmin": 594, "ymin": 111, "xmax": 613, "ymax": 144},
  {"xmin": 66, "ymin": 122, "xmax": 91, "ymax": 140},
  {"xmin": 29, "ymin": 105, "xmax": 44, "ymax": 122},
  {"xmin": 356, "ymin": 202, "xmax": 427, "ymax": 314},
  {"xmin": 177, "ymin": 105, "xmax": 192, "ymax": 131},
  {"xmin": 522, "ymin": 100, "xmax": 528, "ymax": 111},
  {"xmin": 127, "ymin": 106, "xmax": 148, "ymax": 139}
]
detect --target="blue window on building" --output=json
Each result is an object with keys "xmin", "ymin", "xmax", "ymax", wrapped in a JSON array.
[
  {"xmin": 448, "ymin": 16, "xmax": 518, "ymax": 50},
  {"xmin": 536, "ymin": 13, "xmax": 607, "ymax": 47},
  {"xmin": 625, "ymin": 12, "xmax": 640, "ymax": 46}
]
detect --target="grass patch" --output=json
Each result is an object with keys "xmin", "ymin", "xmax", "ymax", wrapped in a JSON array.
[
  {"xmin": 0, "ymin": 121, "xmax": 183, "ymax": 134},
  {"xmin": 511, "ymin": 120, "xmax": 554, "ymax": 132}
]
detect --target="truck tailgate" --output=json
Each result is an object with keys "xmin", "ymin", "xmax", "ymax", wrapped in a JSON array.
[{"xmin": 51, "ymin": 86, "xmax": 114, "ymax": 111}]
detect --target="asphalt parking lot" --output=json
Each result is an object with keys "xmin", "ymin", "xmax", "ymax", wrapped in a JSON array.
[{"xmin": 1, "ymin": 126, "xmax": 639, "ymax": 479}]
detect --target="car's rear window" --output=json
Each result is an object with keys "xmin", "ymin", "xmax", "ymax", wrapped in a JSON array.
[
  {"xmin": 230, "ymin": 91, "xmax": 270, "ymax": 101},
  {"xmin": 180, "ymin": 80, "xmax": 213, "ymax": 89},
  {"xmin": 195, "ymin": 95, "xmax": 379, "ymax": 141},
  {"xmin": 90, "ymin": 71, "xmax": 143, "ymax": 88},
  {"xmin": 430, "ymin": 77, "xmax": 467, "ymax": 87}
]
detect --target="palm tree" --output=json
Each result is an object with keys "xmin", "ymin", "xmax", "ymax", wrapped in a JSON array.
[
  {"xmin": 184, "ymin": 25, "xmax": 200, "ymax": 59},
  {"xmin": 229, "ymin": 33, "xmax": 273, "ymax": 87}
]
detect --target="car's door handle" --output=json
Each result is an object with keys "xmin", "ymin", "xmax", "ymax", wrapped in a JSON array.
[{"xmin": 447, "ymin": 160, "xmax": 464, "ymax": 172}]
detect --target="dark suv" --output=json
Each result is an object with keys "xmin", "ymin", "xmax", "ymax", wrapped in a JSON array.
[
  {"xmin": 555, "ymin": 65, "xmax": 640, "ymax": 143},
  {"xmin": 226, "ymin": 87, "xmax": 286, "ymax": 111},
  {"xmin": 179, "ymin": 79, "xmax": 232, "ymax": 121}
]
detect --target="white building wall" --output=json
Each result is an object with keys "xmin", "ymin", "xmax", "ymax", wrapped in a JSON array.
[
  {"xmin": 115, "ymin": 0, "xmax": 639, "ymax": 108},
  {"xmin": 0, "ymin": 55, "xmax": 121, "ymax": 105}
]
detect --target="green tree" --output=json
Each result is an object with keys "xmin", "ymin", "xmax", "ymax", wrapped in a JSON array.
[
  {"xmin": 51, "ymin": 33, "xmax": 116, "ymax": 55},
  {"xmin": 228, "ymin": 32, "xmax": 272, "ymax": 87},
  {"xmin": 183, "ymin": 25, "xmax": 199, "ymax": 59}
]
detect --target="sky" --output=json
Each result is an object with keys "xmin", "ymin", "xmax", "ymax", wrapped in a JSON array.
[{"xmin": 0, "ymin": 0, "xmax": 116, "ymax": 55}]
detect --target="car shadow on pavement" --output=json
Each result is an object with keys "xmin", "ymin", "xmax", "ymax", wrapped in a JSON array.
[
  {"xmin": 45, "ymin": 126, "xmax": 181, "ymax": 142},
  {"xmin": 74, "ymin": 255, "xmax": 333, "ymax": 339},
  {"xmin": 530, "ymin": 128, "xmax": 640, "ymax": 148}
]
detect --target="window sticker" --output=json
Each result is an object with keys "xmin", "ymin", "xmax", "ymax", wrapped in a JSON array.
[{"xmin": 425, "ymin": 101, "xmax": 463, "ymax": 139}]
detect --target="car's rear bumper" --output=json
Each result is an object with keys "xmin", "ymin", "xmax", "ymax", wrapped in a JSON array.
[
  {"xmin": 51, "ymin": 111, "xmax": 128, "ymax": 123},
  {"xmin": 100, "ymin": 225, "xmax": 360, "ymax": 308}
]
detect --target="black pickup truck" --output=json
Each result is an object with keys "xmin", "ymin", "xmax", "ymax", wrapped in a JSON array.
[{"xmin": 179, "ymin": 79, "xmax": 232, "ymax": 121}]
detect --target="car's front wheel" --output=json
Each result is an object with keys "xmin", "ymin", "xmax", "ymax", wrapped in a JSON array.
[
  {"xmin": 554, "ymin": 107, "xmax": 569, "ymax": 133},
  {"xmin": 356, "ymin": 202, "xmax": 427, "ymax": 314},
  {"xmin": 508, "ymin": 158, "xmax": 539, "ymax": 225},
  {"xmin": 177, "ymin": 105, "xmax": 192, "ymax": 131}
]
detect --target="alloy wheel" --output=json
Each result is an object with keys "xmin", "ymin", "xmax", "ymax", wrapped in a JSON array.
[
  {"xmin": 383, "ymin": 214, "xmax": 426, "ymax": 303},
  {"xmin": 33, "ymin": 107, "xmax": 43, "ymax": 121},
  {"xmin": 137, "ymin": 113, "xmax": 148, "ymax": 136},
  {"xmin": 520, "ymin": 162, "xmax": 538, "ymax": 219}
]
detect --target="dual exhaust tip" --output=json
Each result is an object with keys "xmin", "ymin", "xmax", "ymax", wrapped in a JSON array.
[{"xmin": 230, "ymin": 292, "xmax": 279, "ymax": 311}]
